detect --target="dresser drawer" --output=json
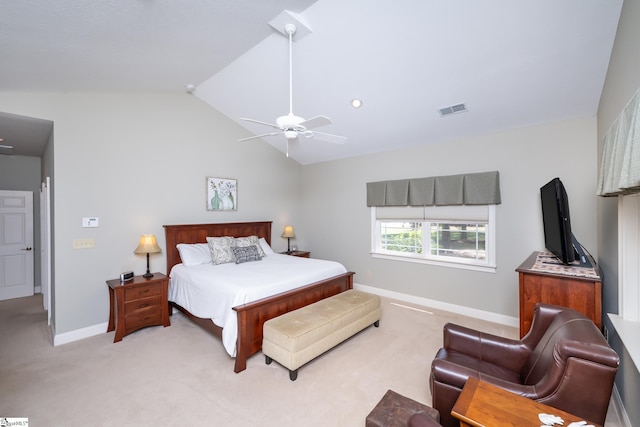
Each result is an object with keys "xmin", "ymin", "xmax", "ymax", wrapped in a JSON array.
[
  {"xmin": 124, "ymin": 295, "xmax": 162, "ymax": 316},
  {"xmin": 124, "ymin": 310, "xmax": 163, "ymax": 333},
  {"xmin": 124, "ymin": 283, "xmax": 162, "ymax": 300}
]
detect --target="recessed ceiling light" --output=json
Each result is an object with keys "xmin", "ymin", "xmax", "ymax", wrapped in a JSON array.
[{"xmin": 351, "ymin": 99, "xmax": 363, "ymax": 109}]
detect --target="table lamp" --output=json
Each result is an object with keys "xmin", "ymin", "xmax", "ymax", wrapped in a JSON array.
[
  {"xmin": 281, "ymin": 225, "xmax": 296, "ymax": 254},
  {"xmin": 134, "ymin": 234, "xmax": 161, "ymax": 278}
]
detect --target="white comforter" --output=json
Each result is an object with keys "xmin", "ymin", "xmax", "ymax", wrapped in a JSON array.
[{"xmin": 168, "ymin": 253, "xmax": 347, "ymax": 357}]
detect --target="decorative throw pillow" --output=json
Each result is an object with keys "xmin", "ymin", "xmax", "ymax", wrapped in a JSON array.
[
  {"xmin": 235, "ymin": 235, "xmax": 266, "ymax": 257},
  {"xmin": 232, "ymin": 245, "xmax": 262, "ymax": 264},
  {"xmin": 206, "ymin": 236, "xmax": 236, "ymax": 265}
]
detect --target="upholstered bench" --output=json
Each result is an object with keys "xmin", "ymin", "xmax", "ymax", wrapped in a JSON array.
[{"xmin": 262, "ymin": 289, "xmax": 381, "ymax": 380}]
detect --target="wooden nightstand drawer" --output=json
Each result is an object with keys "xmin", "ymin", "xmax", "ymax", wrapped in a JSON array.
[
  {"xmin": 125, "ymin": 310, "xmax": 163, "ymax": 333},
  {"xmin": 125, "ymin": 295, "xmax": 162, "ymax": 315},
  {"xmin": 125, "ymin": 283, "xmax": 162, "ymax": 300}
]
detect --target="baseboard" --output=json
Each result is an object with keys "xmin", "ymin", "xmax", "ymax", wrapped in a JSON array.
[
  {"xmin": 611, "ymin": 385, "xmax": 632, "ymax": 427},
  {"xmin": 353, "ymin": 282, "xmax": 519, "ymax": 328},
  {"xmin": 53, "ymin": 322, "xmax": 109, "ymax": 346}
]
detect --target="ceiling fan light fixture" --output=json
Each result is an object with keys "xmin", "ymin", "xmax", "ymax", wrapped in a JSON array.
[{"xmin": 284, "ymin": 130, "xmax": 298, "ymax": 140}]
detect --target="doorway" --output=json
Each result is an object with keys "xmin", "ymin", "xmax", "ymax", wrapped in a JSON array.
[{"xmin": 0, "ymin": 190, "xmax": 34, "ymax": 300}]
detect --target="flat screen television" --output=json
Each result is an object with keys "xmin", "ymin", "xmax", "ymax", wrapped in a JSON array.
[{"xmin": 540, "ymin": 177, "xmax": 590, "ymax": 267}]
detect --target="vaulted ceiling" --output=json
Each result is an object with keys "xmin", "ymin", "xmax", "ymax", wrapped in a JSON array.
[{"xmin": 0, "ymin": 1, "xmax": 623, "ymax": 164}]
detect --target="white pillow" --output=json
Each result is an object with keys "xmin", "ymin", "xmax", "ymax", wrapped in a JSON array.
[
  {"xmin": 259, "ymin": 237, "xmax": 274, "ymax": 254},
  {"xmin": 176, "ymin": 243, "xmax": 211, "ymax": 267}
]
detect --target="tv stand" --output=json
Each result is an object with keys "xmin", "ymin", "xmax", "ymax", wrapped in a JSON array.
[{"xmin": 516, "ymin": 251, "xmax": 602, "ymax": 337}]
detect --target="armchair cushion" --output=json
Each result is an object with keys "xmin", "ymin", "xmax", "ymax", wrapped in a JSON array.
[{"xmin": 430, "ymin": 303, "xmax": 619, "ymax": 427}]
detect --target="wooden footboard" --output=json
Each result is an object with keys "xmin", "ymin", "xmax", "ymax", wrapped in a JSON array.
[{"xmin": 232, "ymin": 271, "xmax": 354, "ymax": 373}]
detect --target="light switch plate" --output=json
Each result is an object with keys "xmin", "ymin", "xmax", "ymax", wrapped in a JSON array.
[{"xmin": 73, "ymin": 238, "xmax": 95, "ymax": 249}]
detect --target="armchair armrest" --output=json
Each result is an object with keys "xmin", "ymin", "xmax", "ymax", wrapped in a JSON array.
[
  {"xmin": 555, "ymin": 339, "xmax": 620, "ymax": 368},
  {"xmin": 443, "ymin": 323, "xmax": 531, "ymax": 372}
]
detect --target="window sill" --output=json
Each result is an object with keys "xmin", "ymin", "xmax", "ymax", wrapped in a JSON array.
[
  {"xmin": 371, "ymin": 252, "xmax": 496, "ymax": 273},
  {"xmin": 608, "ymin": 313, "xmax": 640, "ymax": 371}
]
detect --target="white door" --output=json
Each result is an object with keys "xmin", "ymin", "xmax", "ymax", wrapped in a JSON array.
[{"xmin": 0, "ymin": 190, "xmax": 34, "ymax": 301}]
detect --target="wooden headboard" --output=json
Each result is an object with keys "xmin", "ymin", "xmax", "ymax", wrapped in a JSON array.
[{"xmin": 163, "ymin": 221, "xmax": 272, "ymax": 272}]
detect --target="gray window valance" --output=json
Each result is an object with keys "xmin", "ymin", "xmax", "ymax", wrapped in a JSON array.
[
  {"xmin": 597, "ymin": 87, "xmax": 640, "ymax": 196},
  {"xmin": 367, "ymin": 171, "xmax": 501, "ymax": 207}
]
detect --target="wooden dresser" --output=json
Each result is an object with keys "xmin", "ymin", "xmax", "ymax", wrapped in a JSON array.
[{"xmin": 517, "ymin": 251, "xmax": 601, "ymax": 338}]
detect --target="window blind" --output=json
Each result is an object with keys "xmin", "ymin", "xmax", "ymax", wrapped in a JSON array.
[
  {"xmin": 597, "ymin": 87, "xmax": 640, "ymax": 196},
  {"xmin": 366, "ymin": 171, "xmax": 501, "ymax": 207}
]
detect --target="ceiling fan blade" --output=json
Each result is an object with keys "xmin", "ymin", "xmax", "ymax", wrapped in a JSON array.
[
  {"xmin": 310, "ymin": 131, "xmax": 347, "ymax": 145},
  {"xmin": 237, "ymin": 132, "xmax": 281, "ymax": 142},
  {"xmin": 239, "ymin": 118, "xmax": 280, "ymax": 130},
  {"xmin": 299, "ymin": 115, "xmax": 333, "ymax": 130}
]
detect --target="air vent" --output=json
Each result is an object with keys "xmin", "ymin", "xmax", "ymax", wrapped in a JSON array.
[
  {"xmin": 0, "ymin": 144, "xmax": 14, "ymax": 155},
  {"xmin": 438, "ymin": 103, "xmax": 468, "ymax": 117}
]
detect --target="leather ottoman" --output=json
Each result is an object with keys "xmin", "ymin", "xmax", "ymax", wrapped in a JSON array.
[{"xmin": 366, "ymin": 389, "xmax": 440, "ymax": 427}]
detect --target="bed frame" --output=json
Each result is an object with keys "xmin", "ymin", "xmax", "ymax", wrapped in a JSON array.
[{"xmin": 163, "ymin": 221, "xmax": 354, "ymax": 373}]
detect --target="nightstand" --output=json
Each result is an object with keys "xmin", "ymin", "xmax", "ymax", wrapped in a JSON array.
[
  {"xmin": 280, "ymin": 250, "xmax": 311, "ymax": 258},
  {"xmin": 106, "ymin": 273, "xmax": 170, "ymax": 343}
]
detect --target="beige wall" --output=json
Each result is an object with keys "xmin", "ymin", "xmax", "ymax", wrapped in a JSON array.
[
  {"xmin": 0, "ymin": 92, "xmax": 303, "ymax": 335},
  {"xmin": 301, "ymin": 117, "xmax": 598, "ymax": 319},
  {"xmin": 596, "ymin": 0, "xmax": 640, "ymax": 424}
]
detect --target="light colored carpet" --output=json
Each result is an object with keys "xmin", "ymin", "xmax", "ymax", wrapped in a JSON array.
[{"xmin": 0, "ymin": 294, "xmax": 621, "ymax": 426}]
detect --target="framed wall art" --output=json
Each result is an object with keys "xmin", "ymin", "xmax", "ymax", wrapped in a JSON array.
[{"xmin": 206, "ymin": 177, "xmax": 237, "ymax": 211}]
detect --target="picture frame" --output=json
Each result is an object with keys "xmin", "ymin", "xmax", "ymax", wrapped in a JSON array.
[{"xmin": 206, "ymin": 177, "xmax": 237, "ymax": 211}]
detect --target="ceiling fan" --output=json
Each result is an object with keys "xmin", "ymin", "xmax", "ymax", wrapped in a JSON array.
[{"xmin": 238, "ymin": 23, "xmax": 347, "ymax": 156}]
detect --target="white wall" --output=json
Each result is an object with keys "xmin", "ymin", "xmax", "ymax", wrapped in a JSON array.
[
  {"xmin": 0, "ymin": 92, "xmax": 599, "ymax": 334},
  {"xmin": 596, "ymin": 0, "xmax": 640, "ymax": 424},
  {"xmin": 300, "ymin": 117, "xmax": 598, "ymax": 318},
  {"xmin": 0, "ymin": 92, "xmax": 303, "ymax": 335}
]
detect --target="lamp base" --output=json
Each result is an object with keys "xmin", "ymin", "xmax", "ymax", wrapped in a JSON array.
[{"xmin": 143, "ymin": 253, "xmax": 153, "ymax": 278}]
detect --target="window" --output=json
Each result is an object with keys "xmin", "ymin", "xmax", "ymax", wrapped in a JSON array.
[{"xmin": 371, "ymin": 205, "xmax": 496, "ymax": 272}]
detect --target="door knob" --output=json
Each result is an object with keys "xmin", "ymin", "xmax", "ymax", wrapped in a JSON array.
[{"xmin": 21, "ymin": 247, "xmax": 32, "ymax": 251}]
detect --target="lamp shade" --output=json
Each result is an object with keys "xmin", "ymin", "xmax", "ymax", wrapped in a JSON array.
[
  {"xmin": 134, "ymin": 234, "xmax": 161, "ymax": 254},
  {"xmin": 281, "ymin": 226, "xmax": 295, "ymax": 239}
]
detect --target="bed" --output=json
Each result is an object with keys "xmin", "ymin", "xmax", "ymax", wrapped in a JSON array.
[{"xmin": 164, "ymin": 221, "xmax": 354, "ymax": 373}]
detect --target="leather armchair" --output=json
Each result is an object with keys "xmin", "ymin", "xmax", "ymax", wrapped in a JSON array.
[{"xmin": 430, "ymin": 303, "xmax": 619, "ymax": 427}]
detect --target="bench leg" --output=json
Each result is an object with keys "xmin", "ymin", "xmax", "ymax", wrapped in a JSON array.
[
  {"xmin": 289, "ymin": 369, "xmax": 298, "ymax": 381},
  {"xmin": 374, "ymin": 320, "xmax": 380, "ymax": 327},
  {"xmin": 265, "ymin": 356, "xmax": 272, "ymax": 365}
]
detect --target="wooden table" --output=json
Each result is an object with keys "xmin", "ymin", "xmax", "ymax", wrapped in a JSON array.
[{"xmin": 451, "ymin": 377, "xmax": 601, "ymax": 427}]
